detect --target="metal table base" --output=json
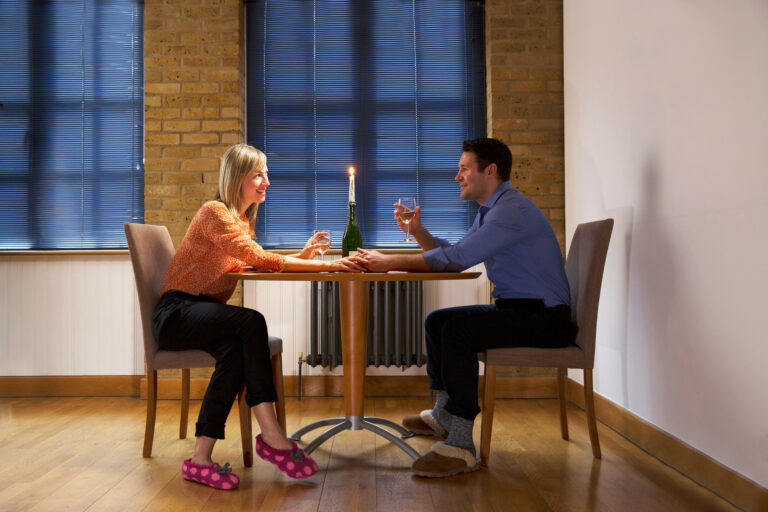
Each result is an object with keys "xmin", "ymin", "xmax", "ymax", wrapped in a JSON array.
[{"xmin": 289, "ymin": 415, "xmax": 420, "ymax": 460}]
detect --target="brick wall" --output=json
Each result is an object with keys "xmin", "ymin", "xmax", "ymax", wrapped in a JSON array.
[
  {"xmin": 144, "ymin": 0, "xmax": 245, "ymax": 247},
  {"xmin": 486, "ymin": 0, "xmax": 565, "ymax": 250},
  {"xmin": 144, "ymin": 0, "xmax": 246, "ymax": 377},
  {"xmin": 486, "ymin": 0, "xmax": 564, "ymax": 378}
]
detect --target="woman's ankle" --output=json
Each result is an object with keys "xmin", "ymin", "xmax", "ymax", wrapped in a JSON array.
[
  {"xmin": 189, "ymin": 455, "xmax": 214, "ymax": 466},
  {"xmin": 191, "ymin": 435, "xmax": 216, "ymax": 465},
  {"xmin": 260, "ymin": 431, "xmax": 292, "ymax": 450}
]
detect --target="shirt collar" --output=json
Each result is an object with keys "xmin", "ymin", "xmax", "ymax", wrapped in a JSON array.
[{"xmin": 480, "ymin": 180, "xmax": 513, "ymax": 210}]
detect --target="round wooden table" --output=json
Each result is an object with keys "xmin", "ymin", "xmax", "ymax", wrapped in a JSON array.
[{"xmin": 229, "ymin": 271, "xmax": 481, "ymax": 460}]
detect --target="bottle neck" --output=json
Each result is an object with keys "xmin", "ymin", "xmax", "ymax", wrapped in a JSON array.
[{"xmin": 348, "ymin": 201, "xmax": 357, "ymax": 220}]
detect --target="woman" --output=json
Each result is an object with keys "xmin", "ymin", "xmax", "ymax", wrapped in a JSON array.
[{"xmin": 152, "ymin": 143, "xmax": 362, "ymax": 489}]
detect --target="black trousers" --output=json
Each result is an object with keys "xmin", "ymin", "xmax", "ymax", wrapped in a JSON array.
[
  {"xmin": 425, "ymin": 299, "xmax": 574, "ymax": 421},
  {"xmin": 152, "ymin": 290, "xmax": 277, "ymax": 439}
]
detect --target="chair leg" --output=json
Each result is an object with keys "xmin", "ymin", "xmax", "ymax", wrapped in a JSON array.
[
  {"xmin": 583, "ymin": 369, "xmax": 602, "ymax": 459},
  {"xmin": 180, "ymin": 368, "xmax": 190, "ymax": 439},
  {"xmin": 237, "ymin": 384, "xmax": 253, "ymax": 467},
  {"xmin": 272, "ymin": 353, "xmax": 287, "ymax": 433},
  {"xmin": 143, "ymin": 370, "xmax": 158, "ymax": 458},
  {"xmin": 557, "ymin": 367, "xmax": 569, "ymax": 440},
  {"xmin": 480, "ymin": 362, "xmax": 497, "ymax": 467}
]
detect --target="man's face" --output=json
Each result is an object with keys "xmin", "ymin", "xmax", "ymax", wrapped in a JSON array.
[{"xmin": 455, "ymin": 151, "xmax": 493, "ymax": 204}]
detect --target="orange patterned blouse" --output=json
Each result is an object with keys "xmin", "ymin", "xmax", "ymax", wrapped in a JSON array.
[{"xmin": 161, "ymin": 200, "xmax": 286, "ymax": 303}]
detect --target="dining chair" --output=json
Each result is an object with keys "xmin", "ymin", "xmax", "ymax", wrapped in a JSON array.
[
  {"xmin": 479, "ymin": 218, "xmax": 614, "ymax": 466},
  {"xmin": 124, "ymin": 222, "xmax": 287, "ymax": 466}
]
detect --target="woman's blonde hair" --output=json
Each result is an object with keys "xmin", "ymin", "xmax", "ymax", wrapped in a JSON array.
[{"xmin": 216, "ymin": 143, "xmax": 267, "ymax": 234}]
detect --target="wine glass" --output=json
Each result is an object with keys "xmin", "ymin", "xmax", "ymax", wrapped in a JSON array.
[
  {"xmin": 313, "ymin": 229, "xmax": 332, "ymax": 261},
  {"xmin": 397, "ymin": 197, "xmax": 417, "ymax": 242}
]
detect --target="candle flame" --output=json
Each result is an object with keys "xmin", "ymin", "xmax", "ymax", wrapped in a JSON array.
[{"xmin": 348, "ymin": 166, "xmax": 355, "ymax": 176}]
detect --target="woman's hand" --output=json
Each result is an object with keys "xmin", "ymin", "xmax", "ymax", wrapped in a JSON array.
[
  {"xmin": 325, "ymin": 255, "xmax": 366, "ymax": 273},
  {"xmin": 295, "ymin": 231, "xmax": 330, "ymax": 260}
]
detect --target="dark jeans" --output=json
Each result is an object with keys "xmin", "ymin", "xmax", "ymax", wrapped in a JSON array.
[
  {"xmin": 425, "ymin": 299, "xmax": 574, "ymax": 421},
  {"xmin": 152, "ymin": 290, "xmax": 277, "ymax": 439}
]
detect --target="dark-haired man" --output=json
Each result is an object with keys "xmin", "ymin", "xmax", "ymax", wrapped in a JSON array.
[{"xmin": 358, "ymin": 138, "xmax": 572, "ymax": 477}]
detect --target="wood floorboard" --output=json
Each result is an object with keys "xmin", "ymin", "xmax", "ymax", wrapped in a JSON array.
[
  {"xmin": 315, "ymin": 402, "xmax": 378, "ymax": 512},
  {"xmin": 500, "ymin": 400, "xmax": 618, "ymax": 512},
  {"xmin": 255, "ymin": 397, "xmax": 341, "ymax": 512},
  {"xmin": 371, "ymin": 397, "xmax": 434, "ymax": 512},
  {"xmin": 0, "ymin": 397, "xmax": 745, "ymax": 512},
  {"xmin": 0, "ymin": 398, "xmax": 141, "ymax": 512}
]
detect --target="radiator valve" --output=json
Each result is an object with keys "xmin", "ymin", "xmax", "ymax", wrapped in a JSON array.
[{"xmin": 297, "ymin": 351, "xmax": 304, "ymax": 401}]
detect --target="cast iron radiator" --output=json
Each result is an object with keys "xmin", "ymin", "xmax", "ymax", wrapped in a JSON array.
[{"xmin": 307, "ymin": 281, "xmax": 425, "ymax": 369}]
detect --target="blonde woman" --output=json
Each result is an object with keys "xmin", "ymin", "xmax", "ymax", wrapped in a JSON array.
[{"xmin": 152, "ymin": 144, "xmax": 362, "ymax": 489}]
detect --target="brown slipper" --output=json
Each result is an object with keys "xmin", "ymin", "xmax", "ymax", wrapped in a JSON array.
[
  {"xmin": 401, "ymin": 410, "xmax": 448, "ymax": 438},
  {"xmin": 411, "ymin": 442, "xmax": 480, "ymax": 478}
]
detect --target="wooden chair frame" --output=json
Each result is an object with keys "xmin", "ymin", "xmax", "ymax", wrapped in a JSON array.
[
  {"xmin": 125, "ymin": 222, "xmax": 286, "ymax": 466},
  {"xmin": 479, "ymin": 219, "xmax": 614, "ymax": 466}
]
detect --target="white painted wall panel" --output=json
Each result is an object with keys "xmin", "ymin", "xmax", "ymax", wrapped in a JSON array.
[
  {"xmin": 1, "ymin": 254, "xmax": 487, "ymax": 379},
  {"xmin": 0, "ymin": 255, "xmax": 142, "ymax": 376},
  {"xmin": 565, "ymin": 0, "xmax": 768, "ymax": 486},
  {"xmin": 243, "ymin": 261, "xmax": 490, "ymax": 376}
]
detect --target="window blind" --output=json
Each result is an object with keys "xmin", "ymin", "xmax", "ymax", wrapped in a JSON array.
[
  {"xmin": 246, "ymin": 0, "xmax": 485, "ymax": 248},
  {"xmin": 0, "ymin": 0, "xmax": 144, "ymax": 250}
]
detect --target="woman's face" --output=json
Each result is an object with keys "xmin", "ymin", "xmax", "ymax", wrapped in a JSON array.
[{"xmin": 240, "ymin": 165, "xmax": 270, "ymax": 210}]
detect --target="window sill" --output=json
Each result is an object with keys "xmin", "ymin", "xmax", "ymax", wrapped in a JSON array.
[
  {"xmin": 0, "ymin": 250, "xmax": 129, "ymax": 257},
  {"xmin": 0, "ymin": 248, "xmax": 423, "ymax": 257}
]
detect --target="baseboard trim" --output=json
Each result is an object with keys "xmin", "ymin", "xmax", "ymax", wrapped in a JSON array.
[
  {"xmin": 138, "ymin": 375, "xmax": 558, "ymax": 399},
  {"xmin": 0, "ymin": 376, "xmax": 141, "ymax": 397},
  {"xmin": 566, "ymin": 378, "xmax": 768, "ymax": 512},
  {"xmin": 0, "ymin": 375, "xmax": 556, "ymax": 399}
]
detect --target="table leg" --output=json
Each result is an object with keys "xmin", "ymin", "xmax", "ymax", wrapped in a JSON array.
[
  {"xmin": 289, "ymin": 278, "xmax": 421, "ymax": 460},
  {"xmin": 339, "ymin": 279, "xmax": 368, "ymax": 426}
]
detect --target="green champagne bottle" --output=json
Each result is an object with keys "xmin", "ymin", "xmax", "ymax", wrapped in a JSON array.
[{"xmin": 342, "ymin": 200, "xmax": 363, "ymax": 257}]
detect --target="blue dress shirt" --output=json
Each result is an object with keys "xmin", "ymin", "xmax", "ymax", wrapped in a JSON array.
[{"xmin": 421, "ymin": 181, "xmax": 571, "ymax": 307}]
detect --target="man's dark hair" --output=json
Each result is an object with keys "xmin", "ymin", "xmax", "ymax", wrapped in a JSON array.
[{"xmin": 462, "ymin": 138, "xmax": 512, "ymax": 181}]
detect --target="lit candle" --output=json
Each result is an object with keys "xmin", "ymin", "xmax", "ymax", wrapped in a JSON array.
[{"xmin": 348, "ymin": 166, "xmax": 355, "ymax": 202}]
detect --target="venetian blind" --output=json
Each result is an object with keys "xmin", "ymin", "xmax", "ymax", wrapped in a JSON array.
[{"xmin": 245, "ymin": 0, "xmax": 485, "ymax": 248}]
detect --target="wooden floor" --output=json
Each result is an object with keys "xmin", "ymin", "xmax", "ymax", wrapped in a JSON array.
[{"xmin": 0, "ymin": 396, "xmax": 741, "ymax": 512}]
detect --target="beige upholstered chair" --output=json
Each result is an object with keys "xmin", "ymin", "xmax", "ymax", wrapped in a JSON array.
[
  {"xmin": 479, "ymin": 218, "xmax": 613, "ymax": 465},
  {"xmin": 124, "ymin": 222, "xmax": 286, "ymax": 466}
]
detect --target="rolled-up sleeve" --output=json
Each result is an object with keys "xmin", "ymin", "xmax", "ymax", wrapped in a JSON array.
[
  {"xmin": 422, "ymin": 214, "xmax": 526, "ymax": 272},
  {"xmin": 422, "ymin": 242, "xmax": 465, "ymax": 271}
]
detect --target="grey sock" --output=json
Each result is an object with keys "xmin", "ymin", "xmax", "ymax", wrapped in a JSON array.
[
  {"xmin": 445, "ymin": 415, "xmax": 476, "ymax": 457},
  {"xmin": 434, "ymin": 390, "xmax": 449, "ymax": 410},
  {"xmin": 431, "ymin": 390, "xmax": 452, "ymax": 432}
]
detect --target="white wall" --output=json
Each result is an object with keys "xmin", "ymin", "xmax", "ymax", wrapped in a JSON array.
[
  {"xmin": 1, "ymin": 255, "xmax": 490, "ymax": 379},
  {"xmin": 0, "ymin": 255, "xmax": 144, "ymax": 376},
  {"xmin": 243, "ymin": 261, "xmax": 491, "ymax": 376},
  {"xmin": 564, "ymin": 0, "xmax": 768, "ymax": 487}
]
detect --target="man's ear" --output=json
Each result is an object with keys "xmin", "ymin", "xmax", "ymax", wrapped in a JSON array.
[{"xmin": 484, "ymin": 162, "xmax": 498, "ymax": 179}]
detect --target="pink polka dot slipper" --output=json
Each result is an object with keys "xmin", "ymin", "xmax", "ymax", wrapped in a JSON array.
[
  {"xmin": 255, "ymin": 434, "xmax": 319, "ymax": 479},
  {"xmin": 181, "ymin": 459, "xmax": 240, "ymax": 490}
]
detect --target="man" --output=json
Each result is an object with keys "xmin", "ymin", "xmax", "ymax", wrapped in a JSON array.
[{"xmin": 357, "ymin": 138, "xmax": 573, "ymax": 478}]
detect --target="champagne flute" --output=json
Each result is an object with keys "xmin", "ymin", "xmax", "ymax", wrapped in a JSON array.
[
  {"xmin": 313, "ymin": 229, "xmax": 332, "ymax": 261},
  {"xmin": 397, "ymin": 197, "xmax": 417, "ymax": 242}
]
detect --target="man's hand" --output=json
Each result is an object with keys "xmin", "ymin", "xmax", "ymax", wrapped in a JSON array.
[
  {"xmin": 356, "ymin": 248, "xmax": 391, "ymax": 273},
  {"xmin": 394, "ymin": 203, "xmax": 422, "ymax": 236},
  {"xmin": 393, "ymin": 203, "xmax": 436, "ymax": 250}
]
